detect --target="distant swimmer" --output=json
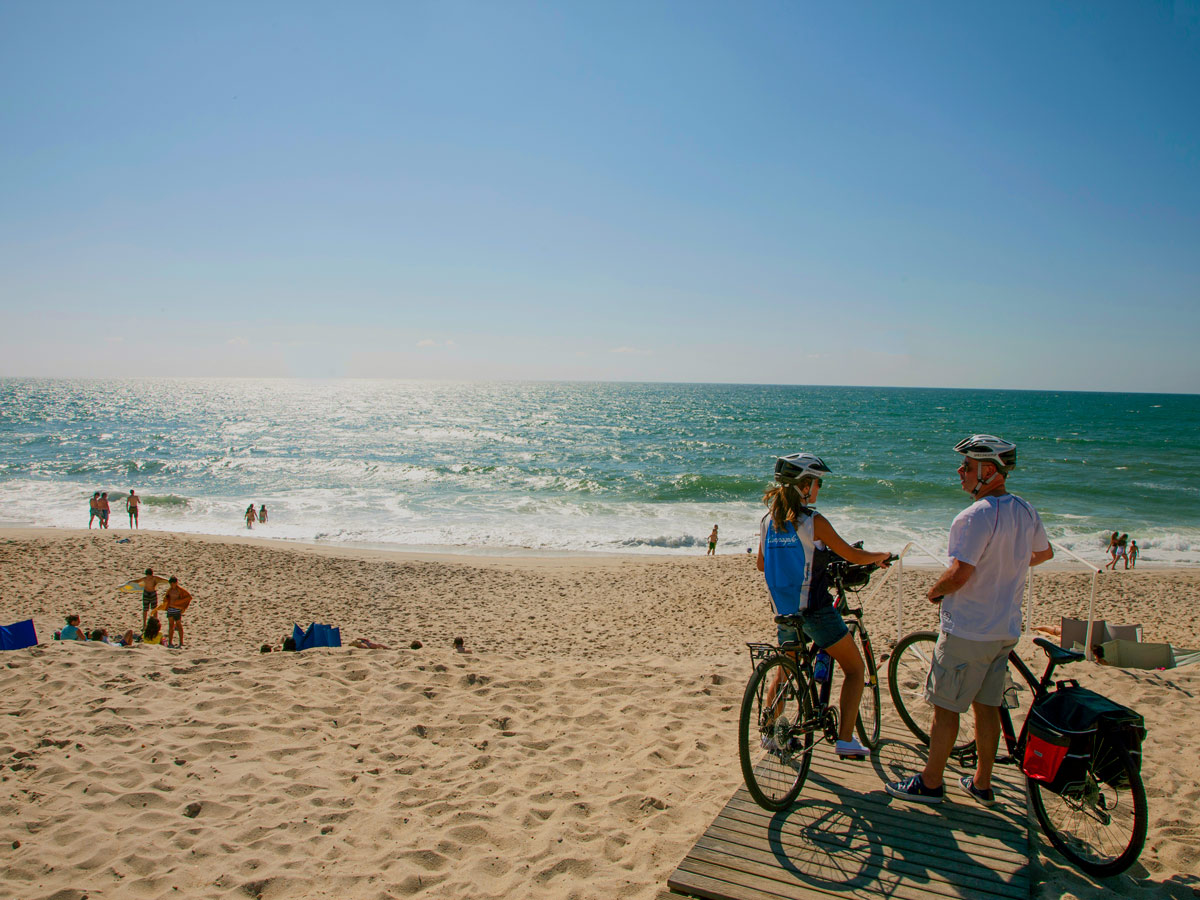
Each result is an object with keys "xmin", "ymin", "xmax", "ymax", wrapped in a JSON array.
[
  {"xmin": 89, "ymin": 492, "xmax": 101, "ymax": 529},
  {"xmin": 707, "ymin": 524, "xmax": 719, "ymax": 556},
  {"xmin": 259, "ymin": 504, "xmax": 268, "ymax": 524},
  {"xmin": 245, "ymin": 503, "xmax": 258, "ymax": 529},
  {"xmin": 127, "ymin": 489, "xmax": 140, "ymax": 528}
]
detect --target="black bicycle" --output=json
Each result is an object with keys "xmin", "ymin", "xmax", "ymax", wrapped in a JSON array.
[
  {"xmin": 737, "ymin": 557, "xmax": 887, "ymax": 811},
  {"xmin": 888, "ymin": 630, "xmax": 1148, "ymax": 876}
]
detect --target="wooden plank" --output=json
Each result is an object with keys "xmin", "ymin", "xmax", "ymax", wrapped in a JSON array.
[
  {"xmin": 670, "ymin": 806, "xmax": 1028, "ymax": 900},
  {"xmin": 687, "ymin": 828, "xmax": 1023, "ymax": 900},
  {"xmin": 709, "ymin": 806, "xmax": 1025, "ymax": 872},
  {"xmin": 719, "ymin": 771, "xmax": 1028, "ymax": 851},
  {"xmin": 725, "ymin": 772, "xmax": 1027, "ymax": 834},
  {"xmin": 672, "ymin": 850, "xmax": 1020, "ymax": 900},
  {"xmin": 718, "ymin": 791, "xmax": 1026, "ymax": 861},
  {"xmin": 671, "ymin": 862, "xmax": 832, "ymax": 900},
  {"xmin": 665, "ymin": 689, "xmax": 1030, "ymax": 900}
]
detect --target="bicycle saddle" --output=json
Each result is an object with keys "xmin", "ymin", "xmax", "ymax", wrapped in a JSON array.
[{"xmin": 1034, "ymin": 637, "xmax": 1086, "ymax": 665}]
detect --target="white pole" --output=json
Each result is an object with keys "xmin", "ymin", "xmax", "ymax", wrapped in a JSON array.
[
  {"xmin": 1044, "ymin": 540, "xmax": 1105, "ymax": 660},
  {"xmin": 1024, "ymin": 568, "xmax": 1033, "ymax": 636},
  {"xmin": 1084, "ymin": 570, "xmax": 1099, "ymax": 661},
  {"xmin": 851, "ymin": 539, "xmax": 947, "ymax": 641}
]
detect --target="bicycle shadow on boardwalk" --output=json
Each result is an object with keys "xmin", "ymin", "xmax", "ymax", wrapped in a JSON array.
[{"xmin": 754, "ymin": 735, "xmax": 1028, "ymax": 899}]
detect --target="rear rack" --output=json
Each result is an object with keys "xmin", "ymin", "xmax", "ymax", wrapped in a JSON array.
[{"xmin": 745, "ymin": 642, "xmax": 777, "ymax": 665}]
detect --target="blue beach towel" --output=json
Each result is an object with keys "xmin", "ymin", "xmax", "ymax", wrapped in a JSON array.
[
  {"xmin": 0, "ymin": 619, "xmax": 38, "ymax": 651},
  {"xmin": 291, "ymin": 622, "xmax": 342, "ymax": 650}
]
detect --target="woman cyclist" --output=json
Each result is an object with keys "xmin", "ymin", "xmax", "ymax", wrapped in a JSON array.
[{"xmin": 757, "ymin": 453, "xmax": 892, "ymax": 759}]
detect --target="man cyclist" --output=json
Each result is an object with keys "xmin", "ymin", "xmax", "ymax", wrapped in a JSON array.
[
  {"xmin": 758, "ymin": 453, "xmax": 891, "ymax": 759},
  {"xmin": 887, "ymin": 434, "xmax": 1053, "ymax": 805}
]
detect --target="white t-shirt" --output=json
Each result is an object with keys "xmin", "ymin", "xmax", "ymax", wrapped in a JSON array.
[{"xmin": 940, "ymin": 493, "xmax": 1049, "ymax": 641}]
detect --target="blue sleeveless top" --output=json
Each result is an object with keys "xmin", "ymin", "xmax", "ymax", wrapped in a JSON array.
[{"xmin": 762, "ymin": 511, "xmax": 818, "ymax": 615}]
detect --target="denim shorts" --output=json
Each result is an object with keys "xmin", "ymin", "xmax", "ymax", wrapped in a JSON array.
[{"xmin": 776, "ymin": 603, "xmax": 849, "ymax": 650}]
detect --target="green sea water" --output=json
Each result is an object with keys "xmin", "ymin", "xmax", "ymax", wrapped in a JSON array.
[{"xmin": 0, "ymin": 379, "xmax": 1195, "ymax": 564}]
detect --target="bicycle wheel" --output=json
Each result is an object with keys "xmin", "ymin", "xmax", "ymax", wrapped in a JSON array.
[
  {"xmin": 854, "ymin": 626, "xmax": 882, "ymax": 748},
  {"xmin": 738, "ymin": 654, "xmax": 815, "ymax": 811},
  {"xmin": 1029, "ymin": 743, "xmax": 1148, "ymax": 876},
  {"xmin": 887, "ymin": 631, "xmax": 975, "ymax": 753}
]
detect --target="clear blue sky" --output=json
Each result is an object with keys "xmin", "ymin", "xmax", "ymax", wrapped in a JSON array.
[{"xmin": 2, "ymin": 2, "xmax": 1197, "ymax": 391}]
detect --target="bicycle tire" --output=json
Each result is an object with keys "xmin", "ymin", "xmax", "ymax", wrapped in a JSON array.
[
  {"xmin": 854, "ymin": 625, "xmax": 882, "ymax": 748},
  {"xmin": 1029, "ymin": 742, "xmax": 1148, "ymax": 876},
  {"xmin": 737, "ymin": 654, "xmax": 814, "ymax": 811},
  {"xmin": 886, "ymin": 630, "xmax": 976, "ymax": 753}
]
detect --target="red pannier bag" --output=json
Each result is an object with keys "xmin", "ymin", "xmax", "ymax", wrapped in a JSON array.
[{"xmin": 1022, "ymin": 719, "xmax": 1073, "ymax": 784}]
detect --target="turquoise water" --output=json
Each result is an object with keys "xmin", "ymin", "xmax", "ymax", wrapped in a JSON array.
[{"xmin": 0, "ymin": 379, "xmax": 1196, "ymax": 565}]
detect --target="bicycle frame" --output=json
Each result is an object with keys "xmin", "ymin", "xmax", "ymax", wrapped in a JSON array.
[
  {"xmin": 887, "ymin": 631, "xmax": 1147, "ymax": 875},
  {"xmin": 954, "ymin": 642, "xmax": 1073, "ymax": 769},
  {"xmin": 745, "ymin": 594, "xmax": 873, "ymax": 754}
]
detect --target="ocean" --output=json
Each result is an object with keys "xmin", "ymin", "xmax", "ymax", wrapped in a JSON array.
[{"xmin": 0, "ymin": 379, "xmax": 1196, "ymax": 566}]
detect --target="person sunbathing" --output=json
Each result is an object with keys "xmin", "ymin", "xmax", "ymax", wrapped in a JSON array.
[
  {"xmin": 90, "ymin": 628, "xmax": 136, "ymax": 646},
  {"xmin": 348, "ymin": 637, "xmax": 391, "ymax": 649}
]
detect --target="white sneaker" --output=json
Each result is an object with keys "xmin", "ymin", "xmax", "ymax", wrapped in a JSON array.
[{"xmin": 835, "ymin": 737, "xmax": 869, "ymax": 759}]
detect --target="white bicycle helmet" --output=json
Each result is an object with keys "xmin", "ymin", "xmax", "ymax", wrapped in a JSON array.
[
  {"xmin": 953, "ymin": 434, "xmax": 1017, "ymax": 473},
  {"xmin": 774, "ymin": 453, "xmax": 831, "ymax": 486},
  {"xmin": 955, "ymin": 434, "xmax": 1017, "ymax": 496}
]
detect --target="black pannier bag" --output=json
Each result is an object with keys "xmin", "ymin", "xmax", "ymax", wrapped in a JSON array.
[{"xmin": 1021, "ymin": 684, "xmax": 1145, "ymax": 794}]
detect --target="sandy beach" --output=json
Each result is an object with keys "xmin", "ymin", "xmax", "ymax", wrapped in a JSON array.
[{"xmin": 1, "ymin": 528, "xmax": 1197, "ymax": 900}]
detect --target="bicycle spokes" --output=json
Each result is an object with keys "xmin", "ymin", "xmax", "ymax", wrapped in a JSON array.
[{"xmin": 739, "ymin": 655, "xmax": 815, "ymax": 810}]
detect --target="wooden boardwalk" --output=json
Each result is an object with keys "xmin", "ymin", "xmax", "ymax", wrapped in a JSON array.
[{"xmin": 666, "ymin": 710, "xmax": 1030, "ymax": 900}]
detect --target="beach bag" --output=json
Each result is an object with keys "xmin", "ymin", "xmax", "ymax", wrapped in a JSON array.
[{"xmin": 1022, "ymin": 684, "xmax": 1144, "ymax": 794}]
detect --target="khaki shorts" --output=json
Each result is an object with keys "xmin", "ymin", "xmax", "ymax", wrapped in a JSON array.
[{"xmin": 924, "ymin": 632, "xmax": 1015, "ymax": 714}]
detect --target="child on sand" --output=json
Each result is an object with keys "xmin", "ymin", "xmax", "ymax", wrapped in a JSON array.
[
  {"xmin": 60, "ymin": 614, "xmax": 85, "ymax": 641},
  {"xmin": 142, "ymin": 616, "xmax": 163, "ymax": 645}
]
